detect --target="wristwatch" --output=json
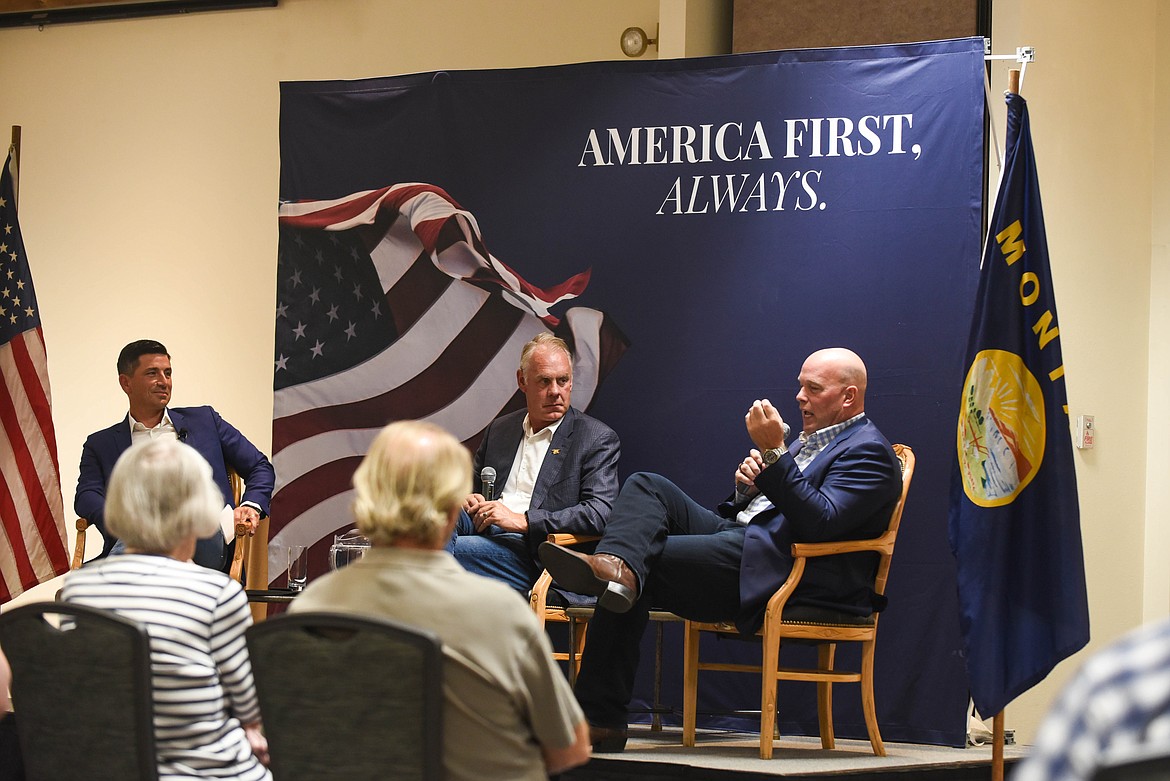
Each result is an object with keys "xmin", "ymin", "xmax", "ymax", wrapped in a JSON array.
[{"xmin": 762, "ymin": 445, "xmax": 787, "ymax": 465}]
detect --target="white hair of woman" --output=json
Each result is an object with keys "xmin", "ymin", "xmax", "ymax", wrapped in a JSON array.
[{"xmin": 105, "ymin": 438, "xmax": 223, "ymax": 555}]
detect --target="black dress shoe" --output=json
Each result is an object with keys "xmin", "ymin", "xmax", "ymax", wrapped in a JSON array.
[
  {"xmin": 589, "ymin": 723, "xmax": 628, "ymax": 752},
  {"xmin": 538, "ymin": 542, "xmax": 638, "ymax": 613}
]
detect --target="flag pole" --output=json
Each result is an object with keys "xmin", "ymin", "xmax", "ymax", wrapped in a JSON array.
[
  {"xmin": 987, "ymin": 67, "xmax": 1021, "ymax": 781},
  {"xmin": 8, "ymin": 125, "xmax": 19, "ymax": 206},
  {"xmin": 992, "ymin": 711, "xmax": 1005, "ymax": 781}
]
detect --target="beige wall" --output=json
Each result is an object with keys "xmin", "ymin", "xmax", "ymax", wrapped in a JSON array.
[
  {"xmin": 1148, "ymin": 2, "xmax": 1170, "ymax": 623},
  {"xmin": 1, "ymin": 0, "xmax": 1166, "ymax": 743}
]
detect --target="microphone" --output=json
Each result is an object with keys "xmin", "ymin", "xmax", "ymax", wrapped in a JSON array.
[
  {"xmin": 479, "ymin": 467, "xmax": 496, "ymax": 501},
  {"xmin": 782, "ymin": 421, "xmax": 791, "ymax": 439},
  {"xmin": 178, "ymin": 428, "xmax": 188, "ymax": 442}
]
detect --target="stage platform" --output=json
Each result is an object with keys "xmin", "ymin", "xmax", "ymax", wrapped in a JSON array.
[{"xmin": 563, "ymin": 727, "xmax": 1028, "ymax": 781}]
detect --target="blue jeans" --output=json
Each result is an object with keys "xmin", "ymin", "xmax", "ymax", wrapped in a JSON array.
[{"xmin": 448, "ymin": 511, "xmax": 543, "ymax": 595}]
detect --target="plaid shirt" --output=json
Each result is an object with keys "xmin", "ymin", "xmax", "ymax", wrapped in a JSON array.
[
  {"xmin": 736, "ymin": 413, "xmax": 866, "ymax": 524},
  {"xmin": 1013, "ymin": 619, "xmax": 1170, "ymax": 781},
  {"xmin": 793, "ymin": 412, "xmax": 866, "ymax": 470}
]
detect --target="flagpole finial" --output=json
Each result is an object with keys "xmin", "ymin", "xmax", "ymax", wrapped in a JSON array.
[{"xmin": 1008, "ymin": 69, "xmax": 1020, "ymax": 95}]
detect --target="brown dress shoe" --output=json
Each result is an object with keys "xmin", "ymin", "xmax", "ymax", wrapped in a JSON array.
[
  {"xmin": 538, "ymin": 542, "xmax": 638, "ymax": 613},
  {"xmin": 588, "ymin": 723, "xmax": 628, "ymax": 752}
]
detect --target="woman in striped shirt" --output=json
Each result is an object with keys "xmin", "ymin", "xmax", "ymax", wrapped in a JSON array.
[{"xmin": 63, "ymin": 439, "xmax": 270, "ymax": 781}]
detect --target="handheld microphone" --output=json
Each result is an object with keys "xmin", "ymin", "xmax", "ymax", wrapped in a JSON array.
[
  {"xmin": 479, "ymin": 467, "xmax": 496, "ymax": 501},
  {"xmin": 782, "ymin": 421, "xmax": 791, "ymax": 439},
  {"xmin": 178, "ymin": 428, "xmax": 188, "ymax": 442}
]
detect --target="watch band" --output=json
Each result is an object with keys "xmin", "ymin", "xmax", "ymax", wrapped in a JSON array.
[{"xmin": 763, "ymin": 445, "xmax": 787, "ymax": 465}]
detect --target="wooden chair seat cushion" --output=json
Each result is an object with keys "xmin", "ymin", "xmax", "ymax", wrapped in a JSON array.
[{"xmin": 780, "ymin": 604, "xmax": 877, "ymax": 627}]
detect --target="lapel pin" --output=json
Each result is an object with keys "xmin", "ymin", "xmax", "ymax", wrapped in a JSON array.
[{"xmin": 552, "ymin": 449, "xmax": 561, "ymax": 455}]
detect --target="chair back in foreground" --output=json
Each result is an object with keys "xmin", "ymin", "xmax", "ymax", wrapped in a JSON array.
[
  {"xmin": 0, "ymin": 602, "xmax": 157, "ymax": 781},
  {"xmin": 246, "ymin": 611, "xmax": 443, "ymax": 781},
  {"xmin": 1091, "ymin": 744, "xmax": 1170, "ymax": 781},
  {"xmin": 683, "ymin": 443, "xmax": 915, "ymax": 759}
]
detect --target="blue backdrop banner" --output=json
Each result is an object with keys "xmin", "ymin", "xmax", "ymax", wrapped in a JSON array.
[{"xmin": 275, "ymin": 37, "xmax": 986, "ymax": 745}]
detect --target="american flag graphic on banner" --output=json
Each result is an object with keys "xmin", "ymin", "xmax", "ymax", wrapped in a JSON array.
[
  {"xmin": 270, "ymin": 183, "xmax": 628, "ymax": 581},
  {"xmin": 0, "ymin": 150, "xmax": 69, "ymax": 603}
]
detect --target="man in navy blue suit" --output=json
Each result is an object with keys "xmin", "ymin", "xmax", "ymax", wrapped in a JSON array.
[
  {"xmin": 75, "ymin": 340, "xmax": 275, "ymax": 572},
  {"xmin": 540, "ymin": 347, "xmax": 903, "ymax": 751},
  {"xmin": 451, "ymin": 332, "xmax": 620, "ymax": 594}
]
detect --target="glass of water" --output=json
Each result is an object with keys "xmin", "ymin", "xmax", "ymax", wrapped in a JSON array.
[{"xmin": 286, "ymin": 545, "xmax": 308, "ymax": 592}]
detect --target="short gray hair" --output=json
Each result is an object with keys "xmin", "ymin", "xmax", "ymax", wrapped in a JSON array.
[
  {"xmin": 519, "ymin": 332, "xmax": 572, "ymax": 381},
  {"xmin": 105, "ymin": 439, "xmax": 222, "ymax": 553},
  {"xmin": 352, "ymin": 421, "xmax": 471, "ymax": 547}
]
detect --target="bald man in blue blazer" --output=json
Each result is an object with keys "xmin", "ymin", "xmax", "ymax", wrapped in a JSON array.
[
  {"xmin": 540, "ymin": 348, "xmax": 903, "ymax": 751},
  {"xmin": 75, "ymin": 340, "xmax": 275, "ymax": 571}
]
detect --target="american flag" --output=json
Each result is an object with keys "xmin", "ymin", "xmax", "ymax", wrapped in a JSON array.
[
  {"xmin": 0, "ymin": 150, "xmax": 69, "ymax": 603},
  {"xmin": 270, "ymin": 183, "xmax": 628, "ymax": 581}
]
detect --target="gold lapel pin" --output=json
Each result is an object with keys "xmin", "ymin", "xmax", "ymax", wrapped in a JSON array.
[{"xmin": 552, "ymin": 449, "xmax": 561, "ymax": 455}]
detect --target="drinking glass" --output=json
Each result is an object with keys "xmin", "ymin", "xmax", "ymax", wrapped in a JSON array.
[{"xmin": 286, "ymin": 545, "xmax": 308, "ymax": 592}]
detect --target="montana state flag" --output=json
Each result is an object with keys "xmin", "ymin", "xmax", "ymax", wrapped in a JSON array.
[{"xmin": 948, "ymin": 93, "xmax": 1089, "ymax": 717}]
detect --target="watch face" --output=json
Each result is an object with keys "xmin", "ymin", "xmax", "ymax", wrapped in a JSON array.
[{"xmin": 764, "ymin": 448, "xmax": 780, "ymax": 464}]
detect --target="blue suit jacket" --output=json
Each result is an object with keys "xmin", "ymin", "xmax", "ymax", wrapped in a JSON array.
[
  {"xmin": 726, "ymin": 418, "xmax": 903, "ymax": 633},
  {"xmin": 75, "ymin": 406, "xmax": 275, "ymax": 570},
  {"xmin": 473, "ymin": 405, "xmax": 620, "ymax": 555}
]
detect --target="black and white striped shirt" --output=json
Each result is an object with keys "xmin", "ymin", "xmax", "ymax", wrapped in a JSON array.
[{"xmin": 63, "ymin": 554, "xmax": 270, "ymax": 781}]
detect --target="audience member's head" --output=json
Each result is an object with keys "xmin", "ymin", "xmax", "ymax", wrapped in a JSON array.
[
  {"xmin": 105, "ymin": 439, "xmax": 222, "ymax": 554},
  {"xmin": 352, "ymin": 420, "xmax": 471, "ymax": 548}
]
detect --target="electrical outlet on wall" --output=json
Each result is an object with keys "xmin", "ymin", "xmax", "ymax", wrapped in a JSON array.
[{"xmin": 1075, "ymin": 415, "xmax": 1095, "ymax": 449}]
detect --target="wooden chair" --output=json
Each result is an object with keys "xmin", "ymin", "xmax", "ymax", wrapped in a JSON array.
[
  {"xmin": 0, "ymin": 602, "xmax": 158, "ymax": 781},
  {"xmin": 70, "ymin": 518, "xmax": 90, "ymax": 571},
  {"xmin": 529, "ymin": 533, "xmax": 598, "ymax": 682},
  {"xmin": 682, "ymin": 444, "xmax": 915, "ymax": 759},
  {"xmin": 225, "ymin": 468, "xmax": 272, "ymax": 623},
  {"xmin": 246, "ymin": 611, "xmax": 444, "ymax": 781}
]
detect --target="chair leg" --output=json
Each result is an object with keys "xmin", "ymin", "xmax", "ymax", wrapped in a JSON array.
[
  {"xmin": 860, "ymin": 639, "xmax": 886, "ymax": 756},
  {"xmin": 759, "ymin": 627, "xmax": 781, "ymax": 759},
  {"xmin": 682, "ymin": 622, "xmax": 700, "ymax": 747},
  {"xmin": 567, "ymin": 617, "xmax": 589, "ymax": 686},
  {"xmin": 817, "ymin": 643, "xmax": 835, "ymax": 750},
  {"xmin": 652, "ymin": 620, "xmax": 664, "ymax": 731}
]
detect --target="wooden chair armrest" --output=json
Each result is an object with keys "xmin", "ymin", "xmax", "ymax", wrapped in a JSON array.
[
  {"xmin": 790, "ymin": 531, "xmax": 897, "ymax": 559},
  {"xmin": 762, "ymin": 557, "xmax": 808, "ymax": 624},
  {"xmin": 530, "ymin": 569, "xmax": 555, "ymax": 624},
  {"xmin": 546, "ymin": 533, "xmax": 600, "ymax": 546},
  {"xmin": 762, "ymin": 532, "xmax": 897, "ymax": 624},
  {"xmin": 228, "ymin": 522, "xmax": 250, "ymax": 583},
  {"xmin": 71, "ymin": 518, "xmax": 90, "ymax": 571}
]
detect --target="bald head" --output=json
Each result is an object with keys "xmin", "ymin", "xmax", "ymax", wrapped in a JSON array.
[
  {"xmin": 807, "ymin": 348, "xmax": 867, "ymax": 397},
  {"xmin": 795, "ymin": 348, "xmax": 868, "ymax": 434}
]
